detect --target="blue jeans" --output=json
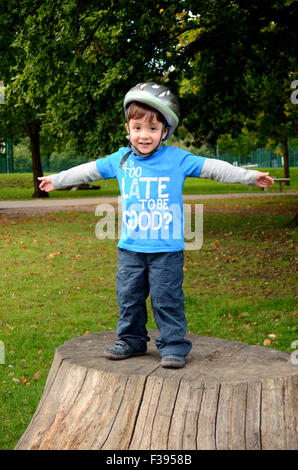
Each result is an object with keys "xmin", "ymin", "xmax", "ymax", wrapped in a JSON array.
[{"xmin": 116, "ymin": 248, "xmax": 192, "ymax": 357}]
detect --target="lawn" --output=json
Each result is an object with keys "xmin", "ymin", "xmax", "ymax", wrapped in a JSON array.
[{"xmin": 0, "ymin": 192, "xmax": 297, "ymax": 448}]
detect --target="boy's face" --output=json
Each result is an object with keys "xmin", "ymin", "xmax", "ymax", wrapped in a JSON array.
[{"xmin": 125, "ymin": 115, "xmax": 168, "ymax": 155}]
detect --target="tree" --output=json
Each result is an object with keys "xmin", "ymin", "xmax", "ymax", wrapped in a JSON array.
[
  {"xmin": 1, "ymin": 0, "xmax": 296, "ymax": 196},
  {"xmin": 0, "ymin": 0, "xmax": 50, "ymax": 197},
  {"xmin": 175, "ymin": 0, "xmax": 298, "ymax": 179},
  {"xmin": 34, "ymin": 0, "xmax": 185, "ymax": 156},
  {"xmin": 0, "ymin": 0, "xmax": 182, "ymax": 195}
]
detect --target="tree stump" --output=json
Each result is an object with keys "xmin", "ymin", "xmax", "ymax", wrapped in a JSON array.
[{"xmin": 15, "ymin": 330, "xmax": 297, "ymax": 450}]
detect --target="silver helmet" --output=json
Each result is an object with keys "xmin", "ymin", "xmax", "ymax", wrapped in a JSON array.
[{"xmin": 123, "ymin": 82, "xmax": 180, "ymax": 138}]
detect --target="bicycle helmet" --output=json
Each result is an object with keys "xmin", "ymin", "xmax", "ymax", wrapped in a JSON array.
[{"xmin": 123, "ymin": 82, "xmax": 180, "ymax": 138}]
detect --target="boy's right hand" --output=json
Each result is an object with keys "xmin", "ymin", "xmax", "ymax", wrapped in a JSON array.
[{"xmin": 38, "ymin": 176, "xmax": 55, "ymax": 192}]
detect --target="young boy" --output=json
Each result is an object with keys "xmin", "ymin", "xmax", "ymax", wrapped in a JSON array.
[{"xmin": 39, "ymin": 82, "xmax": 274, "ymax": 368}]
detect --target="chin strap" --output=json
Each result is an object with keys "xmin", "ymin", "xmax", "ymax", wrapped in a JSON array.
[{"xmin": 119, "ymin": 149, "xmax": 132, "ymax": 169}]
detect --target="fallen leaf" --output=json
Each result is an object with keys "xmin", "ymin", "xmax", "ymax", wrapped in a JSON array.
[
  {"xmin": 33, "ymin": 371, "xmax": 42, "ymax": 380},
  {"xmin": 47, "ymin": 251, "xmax": 63, "ymax": 259},
  {"xmin": 268, "ymin": 333, "xmax": 277, "ymax": 339},
  {"xmin": 263, "ymin": 339, "xmax": 271, "ymax": 346}
]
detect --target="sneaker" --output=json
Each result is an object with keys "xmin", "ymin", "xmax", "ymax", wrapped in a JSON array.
[
  {"xmin": 104, "ymin": 339, "xmax": 146, "ymax": 360},
  {"xmin": 160, "ymin": 355, "xmax": 185, "ymax": 369}
]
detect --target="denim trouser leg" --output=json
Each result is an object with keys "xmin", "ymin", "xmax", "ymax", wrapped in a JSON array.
[
  {"xmin": 148, "ymin": 251, "xmax": 192, "ymax": 358},
  {"xmin": 116, "ymin": 248, "xmax": 150, "ymax": 352},
  {"xmin": 116, "ymin": 248, "xmax": 192, "ymax": 357}
]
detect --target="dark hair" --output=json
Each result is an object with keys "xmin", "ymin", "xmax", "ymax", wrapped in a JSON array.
[{"xmin": 126, "ymin": 101, "xmax": 167, "ymax": 125}]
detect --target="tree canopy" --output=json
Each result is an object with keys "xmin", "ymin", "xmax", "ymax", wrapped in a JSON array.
[{"xmin": 0, "ymin": 0, "xmax": 297, "ymax": 196}]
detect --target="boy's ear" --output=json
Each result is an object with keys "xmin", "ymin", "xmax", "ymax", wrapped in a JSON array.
[
  {"xmin": 125, "ymin": 123, "xmax": 129, "ymax": 134},
  {"xmin": 163, "ymin": 126, "xmax": 170, "ymax": 140}
]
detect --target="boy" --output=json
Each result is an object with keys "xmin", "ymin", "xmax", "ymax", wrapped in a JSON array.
[{"xmin": 39, "ymin": 82, "xmax": 274, "ymax": 368}]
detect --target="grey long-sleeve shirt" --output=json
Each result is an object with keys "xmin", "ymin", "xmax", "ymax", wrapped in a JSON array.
[{"xmin": 49, "ymin": 156, "xmax": 258, "ymax": 190}]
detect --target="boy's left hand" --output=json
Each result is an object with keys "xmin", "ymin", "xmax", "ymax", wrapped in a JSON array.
[{"xmin": 256, "ymin": 172, "xmax": 275, "ymax": 188}]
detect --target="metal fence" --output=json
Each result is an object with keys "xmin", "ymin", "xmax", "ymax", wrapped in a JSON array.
[
  {"xmin": 209, "ymin": 148, "xmax": 298, "ymax": 168},
  {"xmin": 0, "ymin": 145, "xmax": 298, "ymax": 174}
]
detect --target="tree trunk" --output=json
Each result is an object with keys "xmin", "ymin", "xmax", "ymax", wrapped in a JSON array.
[
  {"xmin": 26, "ymin": 122, "xmax": 49, "ymax": 198},
  {"xmin": 15, "ymin": 330, "xmax": 297, "ymax": 450},
  {"xmin": 281, "ymin": 138, "xmax": 290, "ymax": 185}
]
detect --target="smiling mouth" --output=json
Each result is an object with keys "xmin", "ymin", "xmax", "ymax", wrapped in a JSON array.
[{"xmin": 138, "ymin": 143, "xmax": 152, "ymax": 148}]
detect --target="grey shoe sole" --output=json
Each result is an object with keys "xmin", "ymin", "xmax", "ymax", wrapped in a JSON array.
[
  {"xmin": 160, "ymin": 356, "xmax": 185, "ymax": 369},
  {"xmin": 104, "ymin": 350, "xmax": 146, "ymax": 360}
]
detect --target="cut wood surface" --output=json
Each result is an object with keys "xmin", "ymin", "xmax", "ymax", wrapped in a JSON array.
[{"xmin": 15, "ymin": 330, "xmax": 297, "ymax": 450}]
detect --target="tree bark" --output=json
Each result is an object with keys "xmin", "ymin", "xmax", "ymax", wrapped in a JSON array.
[
  {"xmin": 15, "ymin": 330, "xmax": 297, "ymax": 450},
  {"xmin": 26, "ymin": 122, "xmax": 49, "ymax": 198},
  {"xmin": 281, "ymin": 138, "xmax": 290, "ymax": 185}
]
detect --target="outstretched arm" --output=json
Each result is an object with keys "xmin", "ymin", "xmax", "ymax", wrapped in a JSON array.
[
  {"xmin": 200, "ymin": 158, "xmax": 274, "ymax": 187},
  {"xmin": 38, "ymin": 161, "xmax": 102, "ymax": 191}
]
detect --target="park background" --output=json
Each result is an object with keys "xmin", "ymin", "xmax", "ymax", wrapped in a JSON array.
[{"xmin": 0, "ymin": 0, "xmax": 297, "ymax": 449}]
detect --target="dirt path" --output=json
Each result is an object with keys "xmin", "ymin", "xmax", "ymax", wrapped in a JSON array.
[{"xmin": 0, "ymin": 192, "xmax": 296, "ymax": 217}]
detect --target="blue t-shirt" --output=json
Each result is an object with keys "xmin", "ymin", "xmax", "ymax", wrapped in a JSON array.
[{"xmin": 96, "ymin": 146, "xmax": 206, "ymax": 253}]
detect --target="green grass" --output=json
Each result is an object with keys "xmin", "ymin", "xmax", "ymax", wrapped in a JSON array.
[
  {"xmin": 0, "ymin": 167, "xmax": 297, "ymax": 200},
  {"xmin": 0, "ymin": 173, "xmax": 119, "ymax": 200},
  {"xmin": 0, "ymin": 195, "xmax": 297, "ymax": 449}
]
